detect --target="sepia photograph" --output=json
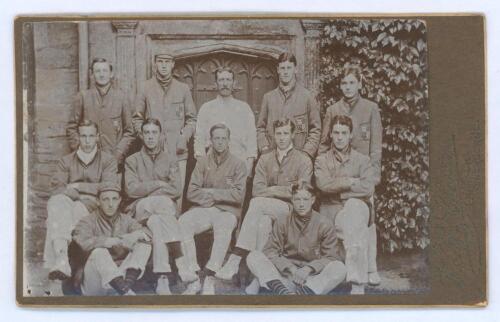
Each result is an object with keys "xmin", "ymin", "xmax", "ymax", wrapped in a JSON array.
[{"xmin": 19, "ymin": 17, "xmax": 431, "ymax": 301}]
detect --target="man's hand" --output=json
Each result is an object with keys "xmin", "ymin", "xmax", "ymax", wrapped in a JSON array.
[
  {"xmin": 67, "ymin": 182, "xmax": 80, "ymax": 190},
  {"xmin": 104, "ymin": 237, "xmax": 123, "ymax": 248},
  {"xmin": 257, "ymin": 189, "xmax": 274, "ymax": 198},
  {"xmin": 349, "ymin": 177, "xmax": 361, "ymax": 187},
  {"xmin": 176, "ymin": 134, "xmax": 188, "ymax": 154},
  {"xmin": 114, "ymin": 151, "xmax": 125, "ymax": 167},
  {"xmin": 292, "ymin": 266, "xmax": 313, "ymax": 286},
  {"xmin": 261, "ymin": 186, "xmax": 291, "ymax": 199},
  {"xmin": 199, "ymin": 190, "xmax": 215, "ymax": 208},
  {"xmin": 123, "ymin": 231, "xmax": 150, "ymax": 247},
  {"xmin": 260, "ymin": 145, "xmax": 272, "ymax": 154},
  {"xmin": 245, "ymin": 158, "xmax": 255, "ymax": 175},
  {"xmin": 63, "ymin": 187, "xmax": 80, "ymax": 201}
]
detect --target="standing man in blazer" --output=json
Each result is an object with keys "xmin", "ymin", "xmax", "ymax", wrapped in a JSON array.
[
  {"xmin": 256, "ymin": 52, "xmax": 321, "ymax": 160},
  {"xmin": 67, "ymin": 58, "xmax": 135, "ymax": 170},
  {"xmin": 134, "ymin": 52, "xmax": 197, "ymax": 211}
]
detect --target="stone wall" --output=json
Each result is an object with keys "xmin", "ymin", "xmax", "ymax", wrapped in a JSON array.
[
  {"xmin": 26, "ymin": 22, "xmax": 79, "ymax": 261},
  {"xmin": 32, "ymin": 22, "xmax": 79, "ymax": 189}
]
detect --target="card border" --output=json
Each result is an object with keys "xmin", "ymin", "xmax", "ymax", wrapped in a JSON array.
[{"xmin": 14, "ymin": 14, "xmax": 487, "ymax": 307}]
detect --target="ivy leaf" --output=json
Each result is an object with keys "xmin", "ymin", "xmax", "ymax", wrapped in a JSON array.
[
  {"xmin": 377, "ymin": 31, "xmax": 387, "ymax": 43},
  {"xmin": 417, "ymin": 38, "xmax": 426, "ymax": 52},
  {"xmin": 412, "ymin": 63, "xmax": 421, "ymax": 77}
]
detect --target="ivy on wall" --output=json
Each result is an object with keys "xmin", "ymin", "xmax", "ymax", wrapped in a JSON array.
[{"xmin": 319, "ymin": 19, "xmax": 429, "ymax": 253}]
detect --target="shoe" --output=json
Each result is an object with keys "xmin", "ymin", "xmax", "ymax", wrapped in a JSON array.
[
  {"xmin": 215, "ymin": 256, "xmax": 240, "ymax": 281},
  {"xmin": 175, "ymin": 257, "xmax": 201, "ymax": 283},
  {"xmin": 368, "ymin": 272, "xmax": 381, "ymax": 286},
  {"xmin": 124, "ymin": 289, "xmax": 137, "ymax": 296},
  {"xmin": 156, "ymin": 275, "xmax": 172, "ymax": 295},
  {"xmin": 48, "ymin": 260, "xmax": 71, "ymax": 281},
  {"xmin": 46, "ymin": 280, "xmax": 64, "ymax": 296},
  {"xmin": 350, "ymin": 283, "xmax": 365, "ymax": 295},
  {"xmin": 179, "ymin": 271, "xmax": 199, "ymax": 284},
  {"xmin": 245, "ymin": 278, "xmax": 260, "ymax": 295},
  {"xmin": 48, "ymin": 270, "xmax": 70, "ymax": 281},
  {"xmin": 182, "ymin": 278, "xmax": 202, "ymax": 295},
  {"xmin": 109, "ymin": 276, "xmax": 131, "ymax": 295},
  {"xmin": 202, "ymin": 276, "xmax": 215, "ymax": 295},
  {"xmin": 177, "ymin": 265, "xmax": 199, "ymax": 283}
]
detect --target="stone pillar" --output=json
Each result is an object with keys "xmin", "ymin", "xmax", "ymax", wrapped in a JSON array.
[
  {"xmin": 301, "ymin": 20, "xmax": 326, "ymax": 96},
  {"xmin": 78, "ymin": 22, "xmax": 89, "ymax": 91},
  {"xmin": 112, "ymin": 21, "xmax": 139, "ymax": 102}
]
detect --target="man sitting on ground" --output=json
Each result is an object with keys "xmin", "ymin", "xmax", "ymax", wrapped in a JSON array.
[
  {"xmin": 246, "ymin": 183, "xmax": 346, "ymax": 295},
  {"xmin": 72, "ymin": 182, "xmax": 151, "ymax": 296}
]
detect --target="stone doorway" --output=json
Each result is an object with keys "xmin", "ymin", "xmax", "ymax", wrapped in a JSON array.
[{"xmin": 173, "ymin": 51, "xmax": 278, "ymax": 119}]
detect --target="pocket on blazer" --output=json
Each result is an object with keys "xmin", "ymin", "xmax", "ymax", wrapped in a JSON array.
[
  {"xmin": 293, "ymin": 113, "xmax": 308, "ymax": 134},
  {"xmin": 171, "ymin": 102, "xmax": 185, "ymax": 120},
  {"xmin": 360, "ymin": 122, "xmax": 371, "ymax": 140}
]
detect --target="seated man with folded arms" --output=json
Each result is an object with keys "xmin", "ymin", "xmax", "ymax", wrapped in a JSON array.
[
  {"xmin": 124, "ymin": 118, "xmax": 186, "ymax": 295},
  {"xmin": 246, "ymin": 183, "xmax": 346, "ymax": 295},
  {"xmin": 315, "ymin": 114, "xmax": 377, "ymax": 295},
  {"xmin": 43, "ymin": 119, "xmax": 118, "ymax": 295},
  {"xmin": 217, "ymin": 118, "xmax": 313, "ymax": 285},
  {"xmin": 179, "ymin": 123, "xmax": 247, "ymax": 295},
  {"xmin": 72, "ymin": 182, "xmax": 152, "ymax": 296}
]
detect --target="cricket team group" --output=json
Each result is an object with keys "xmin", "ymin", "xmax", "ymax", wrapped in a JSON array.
[{"xmin": 42, "ymin": 51, "xmax": 383, "ymax": 296}]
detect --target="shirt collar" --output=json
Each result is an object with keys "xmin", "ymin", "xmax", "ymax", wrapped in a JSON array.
[
  {"xmin": 95, "ymin": 82, "xmax": 112, "ymax": 98},
  {"xmin": 96, "ymin": 208, "xmax": 120, "ymax": 233},
  {"xmin": 141, "ymin": 145, "xmax": 162, "ymax": 162},
  {"xmin": 76, "ymin": 146, "xmax": 98, "ymax": 165},
  {"xmin": 210, "ymin": 148, "xmax": 230, "ymax": 166},
  {"xmin": 276, "ymin": 144, "xmax": 293, "ymax": 164},
  {"xmin": 216, "ymin": 94, "xmax": 234, "ymax": 103},
  {"xmin": 291, "ymin": 210, "xmax": 313, "ymax": 232},
  {"xmin": 155, "ymin": 71, "xmax": 173, "ymax": 91},
  {"xmin": 342, "ymin": 94, "xmax": 361, "ymax": 110},
  {"xmin": 332, "ymin": 144, "xmax": 352, "ymax": 164},
  {"xmin": 278, "ymin": 78, "xmax": 297, "ymax": 98}
]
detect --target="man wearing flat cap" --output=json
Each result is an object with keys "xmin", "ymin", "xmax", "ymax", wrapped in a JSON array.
[
  {"xmin": 133, "ymin": 52, "xmax": 197, "ymax": 211},
  {"xmin": 72, "ymin": 182, "xmax": 152, "ymax": 296}
]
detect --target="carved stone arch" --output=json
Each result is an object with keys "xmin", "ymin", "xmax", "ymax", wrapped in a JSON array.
[{"xmin": 173, "ymin": 43, "xmax": 281, "ymax": 61}]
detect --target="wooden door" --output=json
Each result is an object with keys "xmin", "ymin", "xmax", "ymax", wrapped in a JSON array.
[{"xmin": 173, "ymin": 52, "xmax": 278, "ymax": 121}]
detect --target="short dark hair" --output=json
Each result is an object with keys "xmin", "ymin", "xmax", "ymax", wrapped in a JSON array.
[
  {"xmin": 331, "ymin": 115, "xmax": 353, "ymax": 134},
  {"xmin": 214, "ymin": 67, "xmax": 235, "ymax": 82},
  {"xmin": 278, "ymin": 52, "xmax": 297, "ymax": 66},
  {"xmin": 273, "ymin": 118, "xmax": 295, "ymax": 133},
  {"xmin": 341, "ymin": 64, "xmax": 363, "ymax": 82},
  {"xmin": 209, "ymin": 123, "xmax": 231, "ymax": 138},
  {"xmin": 291, "ymin": 181, "xmax": 315, "ymax": 196},
  {"xmin": 141, "ymin": 118, "xmax": 162, "ymax": 133},
  {"xmin": 77, "ymin": 119, "xmax": 99, "ymax": 134},
  {"xmin": 90, "ymin": 58, "xmax": 113, "ymax": 72}
]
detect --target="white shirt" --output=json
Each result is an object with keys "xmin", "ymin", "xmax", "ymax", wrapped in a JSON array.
[{"xmin": 194, "ymin": 95, "xmax": 257, "ymax": 161}]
